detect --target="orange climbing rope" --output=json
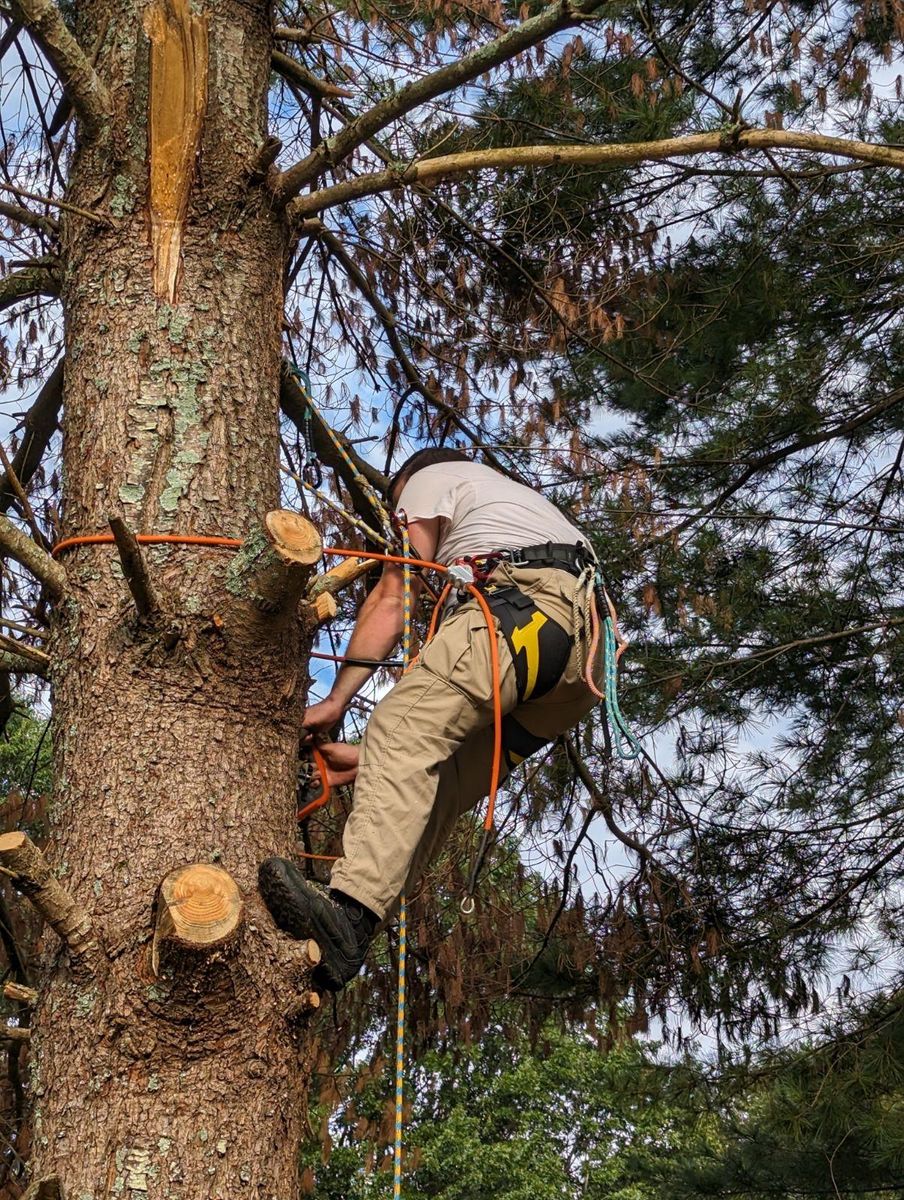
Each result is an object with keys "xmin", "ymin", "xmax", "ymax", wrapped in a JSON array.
[
  {"xmin": 52, "ymin": 533, "xmax": 243, "ymax": 555},
  {"xmin": 53, "ymin": 533, "xmax": 506, "ymax": 849}
]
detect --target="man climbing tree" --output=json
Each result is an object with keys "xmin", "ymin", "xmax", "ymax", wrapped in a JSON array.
[
  {"xmin": 0, "ymin": 0, "xmax": 899, "ymax": 1193},
  {"xmin": 261, "ymin": 447, "xmax": 607, "ymax": 989}
]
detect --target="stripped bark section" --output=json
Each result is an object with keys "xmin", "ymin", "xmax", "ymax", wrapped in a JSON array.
[{"xmin": 144, "ymin": 0, "xmax": 209, "ymax": 302}]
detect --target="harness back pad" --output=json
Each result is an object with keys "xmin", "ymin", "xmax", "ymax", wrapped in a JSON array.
[{"xmin": 479, "ymin": 583, "xmax": 572, "ymax": 704}]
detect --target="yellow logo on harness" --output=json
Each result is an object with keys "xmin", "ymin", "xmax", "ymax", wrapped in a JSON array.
[{"xmin": 510, "ymin": 611, "xmax": 548, "ymax": 700}]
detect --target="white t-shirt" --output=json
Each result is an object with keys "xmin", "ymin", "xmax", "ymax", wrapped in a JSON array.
[{"xmin": 397, "ymin": 461, "xmax": 587, "ymax": 565}]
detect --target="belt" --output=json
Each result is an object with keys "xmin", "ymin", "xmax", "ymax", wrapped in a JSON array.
[{"xmin": 464, "ymin": 542, "xmax": 594, "ymax": 580}]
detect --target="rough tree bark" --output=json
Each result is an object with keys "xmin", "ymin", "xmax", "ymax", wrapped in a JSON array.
[{"xmin": 23, "ymin": 1, "xmax": 323, "ymax": 1195}]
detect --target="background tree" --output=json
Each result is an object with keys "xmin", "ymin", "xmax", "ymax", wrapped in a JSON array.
[{"xmin": 0, "ymin": 0, "xmax": 900, "ymax": 1194}]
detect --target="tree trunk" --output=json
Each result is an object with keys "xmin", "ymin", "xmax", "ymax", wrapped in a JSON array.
[{"xmin": 27, "ymin": 2, "xmax": 320, "ymax": 1195}]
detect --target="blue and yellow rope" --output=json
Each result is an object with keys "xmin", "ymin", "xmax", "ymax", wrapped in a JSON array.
[{"xmin": 394, "ymin": 521, "xmax": 413, "ymax": 1198}]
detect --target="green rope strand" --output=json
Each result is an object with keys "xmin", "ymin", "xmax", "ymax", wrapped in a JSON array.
[{"xmin": 603, "ymin": 615, "xmax": 641, "ymax": 760}]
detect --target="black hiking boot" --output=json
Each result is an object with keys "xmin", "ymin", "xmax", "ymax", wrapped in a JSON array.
[{"xmin": 258, "ymin": 857, "xmax": 379, "ymax": 992}]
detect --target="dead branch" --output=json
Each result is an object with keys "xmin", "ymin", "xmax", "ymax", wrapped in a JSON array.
[
  {"xmin": 274, "ymin": 24, "xmax": 324, "ymax": 45},
  {"xmin": 0, "ymin": 832, "xmax": 98, "ymax": 964},
  {"xmin": 0, "ymin": 442, "xmax": 44, "ymax": 547},
  {"xmin": 249, "ymin": 135, "xmax": 283, "ymax": 183},
  {"xmin": 0, "ymin": 1025, "xmax": 30, "ymax": 1043},
  {"xmin": 7, "ymin": 0, "xmax": 110, "ymax": 139},
  {"xmin": 226, "ymin": 510, "xmax": 322, "ymax": 616},
  {"xmin": 313, "ymin": 227, "xmax": 516, "ymax": 477},
  {"xmin": 0, "ymin": 649, "xmax": 48, "ymax": 676},
  {"xmin": 273, "ymin": 0, "xmax": 602, "ymax": 202},
  {"xmin": 0, "ymin": 634, "xmax": 49, "ymax": 676},
  {"xmin": 151, "ymin": 863, "xmax": 243, "ymax": 977},
  {"xmin": 0, "ymin": 199, "xmax": 58, "ymax": 238},
  {"xmin": 0, "ymin": 261, "xmax": 59, "ymax": 314},
  {"xmin": 290, "ymin": 129, "xmax": 904, "ymax": 220},
  {"xmin": 0, "ymin": 513, "xmax": 66, "ymax": 600},
  {"xmin": 0, "ymin": 360, "xmax": 64, "ymax": 516},
  {"xmin": 107, "ymin": 514, "xmax": 162, "ymax": 621},
  {"xmin": 279, "ymin": 363, "xmax": 389, "ymax": 532},
  {"xmin": 3, "ymin": 982, "xmax": 38, "ymax": 1005},
  {"xmin": 271, "ymin": 50, "xmax": 352, "ymax": 99}
]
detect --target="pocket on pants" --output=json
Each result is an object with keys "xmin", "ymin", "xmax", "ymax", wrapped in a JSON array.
[{"xmin": 419, "ymin": 606, "xmax": 507, "ymax": 710}]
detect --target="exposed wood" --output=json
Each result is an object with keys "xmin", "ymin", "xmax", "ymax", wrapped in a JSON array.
[
  {"xmin": 108, "ymin": 513, "xmax": 161, "ymax": 621},
  {"xmin": 308, "ymin": 591, "xmax": 337, "ymax": 627},
  {"xmin": 151, "ymin": 863, "xmax": 243, "ymax": 977},
  {"xmin": 7, "ymin": 0, "xmax": 110, "ymax": 139},
  {"xmin": 0, "ymin": 832, "xmax": 97, "ymax": 963},
  {"xmin": 3, "ymin": 981, "xmax": 38, "ymax": 1005},
  {"xmin": 306, "ymin": 555, "xmax": 377, "ymax": 600},
  {"xmin": 0, "ymin": 261, "xmax": 59, "ymax": 314},
  {"xmin": 271, "ymin": 50, "xmax": 352, "ymax": 99},
  {"xmin": 226, "ymin": 510, "xmax": 322, "ymax": 616},
  {"xmin": 144, "ymin": 0, "xmax": 209, "ymax": 301},
  {"xmin": 290, "ymin": 128, "xmax": 904, "ymax": 220},
  {"xmin": 0, "ymin": 513, "xmax": 66, "ymax": 600},
  {"xmin": 1, "ymin": 1024, "xmax": 30, "ymax": 1042}
]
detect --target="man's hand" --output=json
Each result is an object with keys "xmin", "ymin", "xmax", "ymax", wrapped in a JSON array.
[
  {"xmin": 315, "ymin": 741, "xmax": 360, "ymax": 787},
  {"xmin": 302, "ymin": 695, "xmax": 345, "ymax": 737}
]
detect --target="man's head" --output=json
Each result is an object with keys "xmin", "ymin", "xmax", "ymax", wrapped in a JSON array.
[{"xmin": 387, "ymin": 447, "xmax": 471, "ymax": 507}]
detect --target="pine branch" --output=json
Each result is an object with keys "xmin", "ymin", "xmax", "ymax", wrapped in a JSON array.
[
  {"xmin": 0, "ymin": 513, "xmax": 66, "ymax": 599},
  {"xmin": 658, "ymin": 384, "xmax": 904, "ymax": 542},
  {"xmin": 0, "ymin": 359, "xmax": 63, "ymax": 515},
  {"xmin": 289, "ymin": 130, "xmax": 904, "ymax": 220},
  {"xmin": 0, "ymin": 649, "xmax": 48, "ymax": 676},
  {"xmin": 272, "ymin": 0, "xmax": 605, "ymax": 203},
  {"xmin": 0, "ymin": 260, "xmax": 59, "ymax": 314},
  {"xmin": 7, "ymin": 0, "xmax": 110, "ymax": 139},
  {"xmin": 313, "ymin": 225, "xmax": 518, "ymax": 478}
]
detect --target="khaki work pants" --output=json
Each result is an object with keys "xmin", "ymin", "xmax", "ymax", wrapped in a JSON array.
[{"xmin": 329, "ymin": 563, "xmax": 603, "ymax": 918}]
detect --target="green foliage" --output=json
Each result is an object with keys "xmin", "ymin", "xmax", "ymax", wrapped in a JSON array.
[
  {"xmin": 0, "ymin": 703, "xmax": 51, "ymax": 804},
  {"xmin": 304, "ymin": 994, "xmax": 904, "ymax": 1200}
]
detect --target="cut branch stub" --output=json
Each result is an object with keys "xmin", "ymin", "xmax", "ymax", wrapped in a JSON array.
[
  {"xmin": 152, "ymin": 863, "xmax": 243, "ymax": 977},
  {"xmin": 0, "ymin": 832, "xmax": 97, "ymax": 964},
  {"xmin": 108, "ymin": 513, "xmax": 162, "ymax": 622},
  {"xmin": 226, "ymin": 510, "xmax": 322, "ymax": 617},
  {"xmin": 306, "ymin": 555, "xmax": 375, "ymax": 601}
]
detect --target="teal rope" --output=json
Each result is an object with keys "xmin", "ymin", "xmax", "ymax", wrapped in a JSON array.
[
  {"xmin": 603, "ymin": 615, "xmax": 641, "ymax": 760},
  {"xmin": 394, "ymin": 522, "xmax": 413, "ymax": 1198}
]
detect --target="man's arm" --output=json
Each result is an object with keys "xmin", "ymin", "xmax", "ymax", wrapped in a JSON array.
[{"xmin": 302, "ymin": 516, "xmax": 440, "ymax": 734}]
